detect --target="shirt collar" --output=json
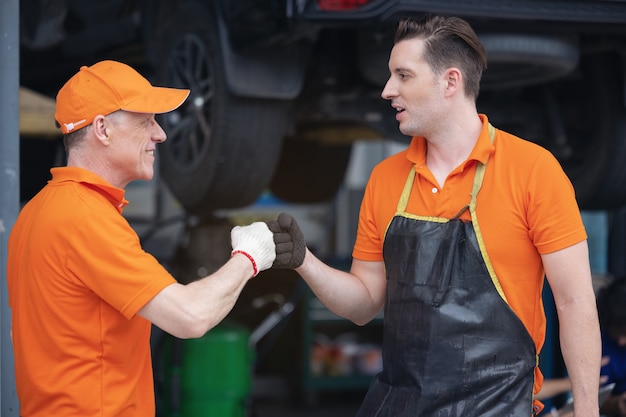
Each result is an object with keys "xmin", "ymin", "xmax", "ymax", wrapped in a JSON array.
[
  {"xmin": 406, "ymin": 114, "xmax": 495, "ymax": 167},
  {"xmin": 49, "ymin": 167, "xmax": 129, "ymax": 213}
]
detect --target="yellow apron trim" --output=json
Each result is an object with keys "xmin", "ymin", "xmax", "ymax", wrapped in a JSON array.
[
  {"xmin": 402, "ymin": 213, "xmax": 450, "ymax": 223},
  {"xmin": 468, "ymin": 162, "xmax": 508, "ymax": 303},
  {"xmin": 396, "ymin": 165, "xmax": 416, "ymax": 213},
  {"xmin": 469, "ymin": 123, "xmax": 508, "ymax": 303},
  {"xmin": 531, "ymin": 354, "xmax": 541, "ymax": 412}
]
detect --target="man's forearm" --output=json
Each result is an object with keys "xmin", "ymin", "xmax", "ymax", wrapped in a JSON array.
[
  {"xmin": 559, "ymin": 304, "xmax": 602, "ymax": 416},
  {"xmin": 297, "ymin": 251, "xmax": 385, "ymax": 325}
]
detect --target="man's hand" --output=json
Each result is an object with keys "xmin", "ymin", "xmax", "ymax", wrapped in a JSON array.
[
  {"xmin": 266, "ymin": 212, "xmax": 306, "ymax": 269},
  {"xmin": 231, "ymin": 222, "xmax": 276, "ymax": 276}
]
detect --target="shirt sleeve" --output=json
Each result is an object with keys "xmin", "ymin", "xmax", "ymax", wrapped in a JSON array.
[
  {"xmin": 526, "ymin": 149, "xmax": 587, "ymax": 254},
  {"xmin": 353, "ymin": 170, "xmax": 385, "ymax": 261},
  {"xmin": 352, "ymin": 152, "xmax": 412, "ymax": 261}
]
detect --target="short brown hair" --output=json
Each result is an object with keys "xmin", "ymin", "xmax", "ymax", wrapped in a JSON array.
[
  {"xmin": 63, "ymin": 125, "xmax": 88, "ymax": 153},
  {"xmin": 394, "ymin": 15, "xmax": 487, "ymax": 100}
]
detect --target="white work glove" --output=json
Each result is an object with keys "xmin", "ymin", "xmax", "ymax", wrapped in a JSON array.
[{"xmin": 230, "ymin": 222, "xmax": 276, "ymax": 277}]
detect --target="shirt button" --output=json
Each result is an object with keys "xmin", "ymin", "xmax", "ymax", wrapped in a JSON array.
[{"xmin": 431, "ymin": 187, "xmax": 438, "ymax": 194}]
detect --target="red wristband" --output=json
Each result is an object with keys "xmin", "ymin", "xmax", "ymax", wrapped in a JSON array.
[{"xmin": 231, "ymin": 250, "xmax": 258, "ymax": 277}]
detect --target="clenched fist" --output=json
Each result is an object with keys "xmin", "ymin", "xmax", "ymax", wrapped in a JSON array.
[
  {"xmin": 266, "ymin": 212, "xmax": 306, "ymax": 269},
  {"xmin": 231, "ymin": 222, "xmax": 276, "ymax": 276}
]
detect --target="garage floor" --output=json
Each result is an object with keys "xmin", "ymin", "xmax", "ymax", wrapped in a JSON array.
[
  {"xmin": 252, "ymin": 389, "xmax": 364, "ymax": 417},
  {"xmin": 254, "ymin": 401, "xmax": 362, "ymax": 417},
  {"xmin": 154, "ymin": 370, "xmax": 366, "ymax": 417}
]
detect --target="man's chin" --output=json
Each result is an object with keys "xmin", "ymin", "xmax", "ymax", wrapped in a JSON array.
[
  {"xmin": 398, "ymin": 126, "xmax": 414, "ymax": 137},
  {"xmin": 139, "ymin": 170, "xmax": 154, "ymax": 182}
]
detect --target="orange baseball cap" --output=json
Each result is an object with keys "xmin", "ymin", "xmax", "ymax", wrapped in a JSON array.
[{"xmin": 55, "ymin": 60, "xmax": 190, "ymax": 134}]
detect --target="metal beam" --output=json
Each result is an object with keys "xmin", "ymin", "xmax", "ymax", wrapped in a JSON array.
[{"xmin": 0, "ymin": 0, "xmax": 21, "ymax": 414}]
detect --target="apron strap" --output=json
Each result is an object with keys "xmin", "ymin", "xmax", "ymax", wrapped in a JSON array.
[
  {"xmin": 467, "ymin": 123, "xmax": 509, "ymax": 303},
  {"xmin": 469, "ymin": 123, "xmax": 496, "ymax": 211},
  {"xmin": 396, "ymin": 165, "xmax": 415, "ymax": 213}
]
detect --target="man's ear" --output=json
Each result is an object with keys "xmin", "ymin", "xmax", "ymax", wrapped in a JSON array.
[
  {"xmin": 443, "ymin": 67, "xmax": 462, "ymax": 96},
  {"xmin": 92, "ymin": 114, "xmax": 109, "ymax": 144}
]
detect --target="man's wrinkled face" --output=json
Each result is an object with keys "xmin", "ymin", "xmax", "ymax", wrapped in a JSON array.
[{"xmin": 104, "ymin": 111, "xmax": 166, "ymax": 187}]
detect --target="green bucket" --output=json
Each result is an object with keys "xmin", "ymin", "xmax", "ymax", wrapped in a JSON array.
[{"xmin": 160, "ymin": 321, "xmax": 252, "ymax": 417}]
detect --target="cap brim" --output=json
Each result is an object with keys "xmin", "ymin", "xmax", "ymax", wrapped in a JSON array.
[{"xmin": 121, "ymin": 86, "xmax": 190, "ymax": 114}]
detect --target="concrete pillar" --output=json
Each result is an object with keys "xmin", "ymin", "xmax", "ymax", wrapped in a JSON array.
[{"xmin": 0, "ymin": 0, "xmax": 21, "ymax": 414}]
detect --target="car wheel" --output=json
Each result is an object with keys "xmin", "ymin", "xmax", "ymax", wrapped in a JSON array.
[
  {"xmin": 479, "ymin": 33, "xmax": 579, "ymax": 90},
  {"xmin": 154, "ymin": 3, "xmax": 288, "ymax": 215}
]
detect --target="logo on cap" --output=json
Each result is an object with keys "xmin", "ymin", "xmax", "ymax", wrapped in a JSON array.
[{"xmin": 64, "ymin": 120, "xmax": 87, "ymax": 132}]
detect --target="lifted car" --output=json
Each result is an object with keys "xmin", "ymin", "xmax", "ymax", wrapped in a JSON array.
[{"xmin": 20, "ymin": 0, "xmax": 626, "ymax": 213}]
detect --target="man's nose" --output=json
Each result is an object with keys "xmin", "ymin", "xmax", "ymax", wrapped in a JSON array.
[
  {"xmin": 153, "ymin": 121, "xmax": 167, "ymax": 143},
  {"xmin": 381, "ymin": 78, "xmax": 395, "ymax": 100}
]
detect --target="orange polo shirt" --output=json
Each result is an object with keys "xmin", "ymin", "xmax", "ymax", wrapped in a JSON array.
[
  {"xmin": 353, "ymin": 114, "xmax": 587, "ymax": 397},
  {"xmin": 7, "ymin": 167, "xmax": 176, "ymax": 417}
]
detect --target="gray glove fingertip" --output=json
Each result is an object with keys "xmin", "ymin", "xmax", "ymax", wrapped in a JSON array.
[{"xmin": 278, "ymin": 212, "xmax": 295, "ymax": 229}]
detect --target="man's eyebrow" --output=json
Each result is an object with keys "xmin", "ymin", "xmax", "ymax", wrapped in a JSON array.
[{"xmin": 392, "ymin": 66, "xmax": 412, "ymax": 74}]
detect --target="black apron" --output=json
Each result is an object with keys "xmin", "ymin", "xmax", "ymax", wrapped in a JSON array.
[{"xmin": 356, "ymin": 125, "xmax": 537, "ymax": 417}]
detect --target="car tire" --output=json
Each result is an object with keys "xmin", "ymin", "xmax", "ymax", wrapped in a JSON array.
[
  {"xmin": 479, "ymin": 33, "xmax": 579, "ymax": 90},
  {"xmin": 153, "ymin": 2, "xmax": 288, "ymax": 215}
]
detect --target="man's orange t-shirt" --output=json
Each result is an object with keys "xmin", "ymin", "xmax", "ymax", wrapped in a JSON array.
[
  {"xmin": 353, "ymin": 114, "xmax": 588, "ymax": 397},
  {"xmin": 7, "ymin": 167, "xmax": 176, "ymax": 417}
]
